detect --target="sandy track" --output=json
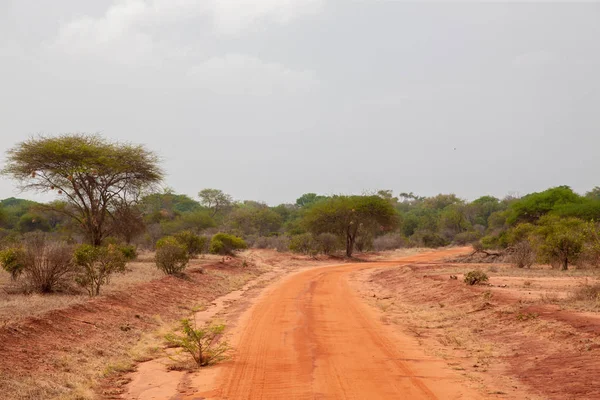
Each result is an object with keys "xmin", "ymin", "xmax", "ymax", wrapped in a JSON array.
[{"xmin": 193, "ymin": 248, "xmax": 478, "ymax": 399}]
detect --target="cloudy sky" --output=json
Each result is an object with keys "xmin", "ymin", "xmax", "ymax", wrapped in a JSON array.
[{"xmin": 1, "ymin": 1, "xmax": 599, "ymax": 204}]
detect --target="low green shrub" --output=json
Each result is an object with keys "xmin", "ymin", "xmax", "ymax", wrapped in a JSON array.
[
  {"xmin": 0, "ymin": 247, "xmax": 25, "ymax": 279},
  {"xmin": 119, "ymin": 245, "xmax": 138, "ymax": 261},
  {"xmin": 73, "ymin": 244, "xmax": 127, "ymax": 296},
  {"xmin": 174, "ymin": 231, "xmax": 208, "ymax": 257},
  {"xmin": 209, "ymin": 233, "xmax": 247, "ymax": 256},
  {"xmin": 165, "ymin": 318, "xmax": 229, "ymax": 367},
  {"xmin": 289, "ymin": 233, "xmax": 317, "ymax": 255},
  {"xmin": 155, "ymin": 236, "xmax": 189, "ymax": 275}
]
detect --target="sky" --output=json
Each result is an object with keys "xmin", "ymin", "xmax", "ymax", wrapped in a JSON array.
[{"xmin": 1, "ymin": 1, "xmax": 599, "ymax": 205}]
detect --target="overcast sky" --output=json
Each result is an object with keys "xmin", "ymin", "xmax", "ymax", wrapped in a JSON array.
[{"xmin": 1, "ymin": 1, "xmax": 599, "ymax": 205}]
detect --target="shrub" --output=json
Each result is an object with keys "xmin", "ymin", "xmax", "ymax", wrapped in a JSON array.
[
  {"xmin": 532, "ymin": 216, "xmax": 589, "ymax": 270},
  {"xmin": 464, "ymin": 270, "xmax": 489, "ymax": 285},
  {"xmin": 289, "ymin": 233, "xmax": 317, "ymax": 255},
  {"xmin": 316, "ymin": 233, "xmax": 340, "ymax": 255},
  {"xmin": 0, "ymin": 247, "xmax": 25, "ymax": 280},
  {"xmin": 571, "ymin": 283, "xmax": 600, "ymax": 303},
  {"xmin": 155, "ymin": 236, "xmax": 189, "ymax": 274},
  {"xmin": 253, "ymin": 236, "xmax": 290, "ymax": 252},
  {"xmin": 453, "ymin": 231, "xmax": 482, "ymax": 245},
  {"xmin": 209, "ymin": 233, "xmax": 247, "ymax": 256},
  {"xmin": 511, "ymin": 240, "xmax": 536, "ymax": 268},
  {"xmin": 173, "ymin": 230, "xmax": 207, "ymax": 257},
  {"xmin": 165, "ymin": 318, "xmax": 229, "ymax": 367},
  {"xmin": 421, "ymin": 233, "xmax": 448, "ymax": 248},
  {"xmin": 355, "ymin": 232, "xmax": 374, "ymax": 252},
  {"xmin": 373, "ymin": 233, "xmax": 407, "ymax": 251},
  {"xmin": 73, "ymin": 244, "xmax": 127, "ymax": 296},
  {"xmin": 0, "ymin": 233, "xmax": 75, "ymax": 293},
  {"xmin": 119, "ymin": 245, "xmax": 138, "ymax": 261}
]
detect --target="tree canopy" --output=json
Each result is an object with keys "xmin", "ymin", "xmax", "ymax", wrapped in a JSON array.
[
  {"xmin": 2, "ymin": 134, "xmax": 163, "ymax": 245},
  {"xmin": 302, "ymin": 195, "xmax": 399, "ymax": 257}
]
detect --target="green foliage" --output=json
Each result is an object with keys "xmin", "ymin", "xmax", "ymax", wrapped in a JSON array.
[
  {"xmin": 119, "ymin": 245, "xmax": 138, "ymax": 261},
  {"xmin": 464, "ymin": 270, "xmax": 489, "ymax": 285},
  {"xmin": 155, "ymin": 237, "xmax": 190, "ymax": 274},
  {"xmin": 466, "ymin": 196, "xmax": 505, "ymax": 228},
  {"xmin": 227, "ymin": 205, "xmax": 282, "ymax": 237},
  {"xmin": 209, "ymin": 233, "xmax": 247, "ymax": 256},
  {"xmin": 2, "ymin": 134, "xmax": 163, "ymax": 246},
  {"xmin": 295, "ymin": 193, "xmax": 326, "ymax": 208},
  {"xmin": 73, "ymin": 244, "xmax": 127, "ymax": 296},
  {"xmin": 289, "ymin": 233, "xmax": 317, "ymax": 255},
  {"xmin": 159, "ymin": 210, "xmax": 215, "ymax": 236},
  {"xmin": 0, "ymin": 247, "xmax": 26, "ymax": 279},
  {"xmin": 16, "ymin": 212, "xmax": 50, "ymax": 233},
  {"xmin": 302, "ymin": 195, "xmax": 398, "ymax": 257},
  {"xmin": 164, "ymin": 319, "xmax": 229, "ymax": 367},
  {"xmin": 532, "ymin": 216, "xmax": 590, "ymax": 270},
  {"xmin": 506, "ymin": 223, "xmax": 536, "ymax": 246},
  {"xmin": 507, "ymin": 186, "xmax": 582, "ymax": 225},
  {"xmin": 552, "ymin": 199, "xmax": 600, "ymax": 221},
  {"xmin": 173, "ymin": 230, "xmax": 207, "ymax": 257},
  {"xmin": 141, "ymin": 191, "xmax": 203, "ymax": 222},
  {"xmin": 198, "ymin": 189, "xmax": 233, "ymax": 218},
  {"xmin": 585, "ymin": 187, "xmax": 600, "ymax": 200}
]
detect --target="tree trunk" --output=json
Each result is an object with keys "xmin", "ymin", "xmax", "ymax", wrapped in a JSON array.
[
  {"xmin": 562, "ymin": 257, "xmax": 569, "ymax": 271},
  {"xmin": 346, "ymin": 234, "xmax": 355, "ymax": 258}
]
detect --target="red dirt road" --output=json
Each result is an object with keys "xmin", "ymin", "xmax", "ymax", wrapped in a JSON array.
[{"xmin": 194, "ymin": 248, "xmax": 479, "ymax": 400}]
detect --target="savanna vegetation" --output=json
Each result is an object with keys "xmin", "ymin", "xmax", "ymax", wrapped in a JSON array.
[{"xmin": 1, "ymin": 134, "xmax": 600, "ymax": 298}]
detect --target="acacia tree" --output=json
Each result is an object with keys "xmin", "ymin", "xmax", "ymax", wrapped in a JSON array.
[
  {"xmin": 533, "ymin": 216, "xmax": 590, "ymax": 270},
  {"xmin": 2, "ymin": 134, "xmax": 163, "ymax": 246},
  {"xmin": 198, "ymin": 188, "xmax": 233, "ymax": 217},
  {"xmin": 302, "ymin": 195, "xmax": 398, "ymax": 257}
]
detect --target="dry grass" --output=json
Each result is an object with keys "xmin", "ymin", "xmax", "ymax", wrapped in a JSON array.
[
  {"xmin": 0, "ymin": 252, "xmax": 239, "ymax": 325},
  {"xmin": 0, "ymin": 249, "xmax": 323, "ymax": 400}
]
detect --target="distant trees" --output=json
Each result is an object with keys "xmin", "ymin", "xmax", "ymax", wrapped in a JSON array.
[
  {"xmin": 227, "ymin": 203, "xmax": 282, "ymax": 237},
  {"xmin": 295, "ymin": 193, "xmax": 326, "ymax": 208},
  {"xmin": 506, "ymin": 186, "xmax": 581, "ymax": 225},
  {"xmin": 198, "ymin": 189, "xmax": 233, "ymax": 217},
  {"xmin": 2, "ymin": 134, "xmax": 163, "ymax": 246},
  {"xmin": 302, "ymin": 195, "xmax": 398, "ymax": 257}
]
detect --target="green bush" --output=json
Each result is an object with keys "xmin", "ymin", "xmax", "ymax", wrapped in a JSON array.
[
  {"xmin": 164, "ymin": 318, "xmax": 229, "ymax": 367},
  {"xmin": 289, "ymin": 233, "xmax": 317, "ymax": 255},
  {"xmin": 74, "ymin": 244, "xmax": 127, "ymax": 296},
  {"xmin": 119, "ymin": 245, "xmax": 138, "ymax": 261},
  {"xmin": 173, "ymin": 230, "xmax": 207, "ymax": 257},
  {"xmin": 464, "ymin": 270, "xmax": 489, "ymax": 285},
  {"xmin": 0, "ymin": 247, "xmax": 25, "ymax": 279},
  {"xmin": 209, "ymin": 233, "xmax": 247, "ymax": 256},
  {"xmin": 155, "ymin": 236, "xmax": 189, "ymax": 274}
]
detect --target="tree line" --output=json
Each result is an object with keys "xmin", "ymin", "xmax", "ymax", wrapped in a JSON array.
[{"xmin": 1, "ymin": 134, "xmax": 599, "ymax": 295}]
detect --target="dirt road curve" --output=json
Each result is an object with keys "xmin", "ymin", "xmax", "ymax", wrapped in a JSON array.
[{"xmin": 194, "ymin": 248, "xmax": 479, "ymax": 400}]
